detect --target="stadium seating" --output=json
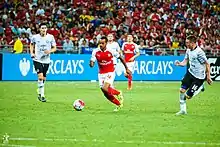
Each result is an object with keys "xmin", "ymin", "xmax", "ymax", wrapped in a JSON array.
[{"xmin": 0, "ymin": 0, "xmax": 219, "ymax": 56}]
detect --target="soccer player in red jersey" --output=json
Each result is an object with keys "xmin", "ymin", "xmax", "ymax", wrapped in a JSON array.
[
  {"xmin": 90, "ymin": 36, "xmax": 131, "ymax": 111},
  {"xmin": 122, "ymin": 35, "xmax": 140, "ymax": 90}
]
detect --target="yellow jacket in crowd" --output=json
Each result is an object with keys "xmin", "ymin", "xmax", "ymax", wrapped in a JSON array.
[{"xmin": 13, "ymin": 38, "xmax": 23, "ymax": 54}]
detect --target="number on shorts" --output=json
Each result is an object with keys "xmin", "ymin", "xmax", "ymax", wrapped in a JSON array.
[
  {"xmin": 191, "ymin": 85, "xmax": 198, "ymax": 91},
  {"xmin": 107, "ymin": 75, "xmax": 111, "ymax": 79}
]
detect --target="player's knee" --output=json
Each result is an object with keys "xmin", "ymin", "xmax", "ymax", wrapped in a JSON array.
[
  {"xmin": 38, "ymin": 77, "xmax": 44, "ymax": 81},
  {"xmin": 180, "ymin": 88, "xmax": 186, "ymax": 93},
  {"xmin": 101, "ymin": 86, "xmax": 108, "ymax": 93},
  {"xmin": 124, "ymin": 73, "xmax": 128, "ymax": 78},
  {"xmin": 102, "ymin": 83, "xmax": 111, "ymax": 93},
  {"xmin": 38, "ymin": 73, "xmax": 44, "ymax": 81}
]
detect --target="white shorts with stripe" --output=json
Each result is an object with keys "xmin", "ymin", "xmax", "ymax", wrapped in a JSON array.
[{"xmin": 98, "ymin": 72, "xmax": 115, "ymax": 88}]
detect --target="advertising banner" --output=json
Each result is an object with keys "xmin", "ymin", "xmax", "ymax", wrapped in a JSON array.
[
  {"xmin": 2, "ymin": 54, "xmax": 186, "ymax": 81},
  {"xmin": 208, "ymin": 57, "xmax": 220, "ymax": 81}
]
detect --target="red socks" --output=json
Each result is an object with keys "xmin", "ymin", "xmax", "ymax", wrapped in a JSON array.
[
  {"xmin": 108, "ymin": 94, "xmax": 120, "ymax": 106},
  {"xmin": 128, "ymin": 74, "xmax": 132, "ymax": 89},
  {"xmin": 103, "ymin": 91, "xmax": 120, "ymax": 106},
  {"xmin": 108, "ymin": 86, "xmax": 120, "ymax": 95}
]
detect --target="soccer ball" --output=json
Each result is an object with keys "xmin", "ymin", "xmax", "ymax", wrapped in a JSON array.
[{"xmin": 73, "ymin": 99, "xmax": 85, "ymax": 111}]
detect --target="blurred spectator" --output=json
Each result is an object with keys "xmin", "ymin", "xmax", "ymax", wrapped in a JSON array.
[
  {"xmin": 63, "ymin": 37, "xmax": 74, "ymax": 53},
  {"xmin": 13, "ymin": 36, "xmax": 23, "ymax": 54},
  {"xmin": 0, "ymin": 37, "xmax": 8, "ymax": 51},
  {"xmin": 89, "ymin": 37, "xmax": 98, "ymax": 48},
  {"xmin": 117, "ymin": 34, "xmax": 125, "ymax": 47},
  {"xmin": 20, "ymin": 34, "xmax": 29, "ymax": 45},
  {"xmin": 0, "ymin": 23, "xmax": 4, "ymax": 36},
  {"xmin": 79, "ymin": 39, "xmax": 89, "ymax": 48},
  {"xmin": 36, "ymin": 5, "xmax": 45, "ymax": 16},
  {"xmin": 171, "ymin": 38, "xmax": 180, "ymax": 49},
  {"xmin": 79, "ymin": 34, "xmax": 89, "ymax": 47},
  {"xmin": 11, "ymin": 24, "xmax": 21, "ymax": 36}
]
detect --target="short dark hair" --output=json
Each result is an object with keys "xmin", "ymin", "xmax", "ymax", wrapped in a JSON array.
[
  {"xmin": 186, "ymin": 35, "xmax": 197, "ymax": 43},
  {"xmin": 100, "ymin": 36, "xmax": 108, "ymax": 43},
  {"xmin": 39, "ymin": 23, "xmax": 47, "ymax": 28}
]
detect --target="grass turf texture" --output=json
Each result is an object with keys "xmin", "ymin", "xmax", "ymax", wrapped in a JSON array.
[{"xmin": 0, "ymin": 81, "xmax": 220, "ymax": 147}]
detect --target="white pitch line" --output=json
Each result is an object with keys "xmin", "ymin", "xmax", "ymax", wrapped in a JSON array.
[
  {"xmin": 9, "ymin": 138, "xmax": 220, "ymax": 146},
  {"xmin": 0, "ymin": 144, "xmax": 35, "ymax": 147}
]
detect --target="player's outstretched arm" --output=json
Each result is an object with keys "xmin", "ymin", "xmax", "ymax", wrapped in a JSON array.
[
  {"xmin": 175, "ymin": 59, "xmax": 188, "ymax": 67},
  {"xmin": 129, "ymin": 51, "xmax": 140, "ymax": 62},
  {"xmin": 205, "ymin": 61, "xmax": 212, "ymax": 85},
  {"xmin": 118, "ymin": 56, "xmax": 131, "ymax": 75}
]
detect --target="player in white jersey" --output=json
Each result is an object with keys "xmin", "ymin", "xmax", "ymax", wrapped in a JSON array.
[
  {"xmin": 175, "ymin": 35, "xmax": 212, "ymax": 115},
  {"xmin": 30, "ymin": 23, "xmax": 56, "ymax": 102},
  {"xmin": 107, "ymin": 34, "xmax": 121, "ymax": 66},
  {"xmin": 185, "ymin": 39, "xmax": 205, "ymax": 96}
]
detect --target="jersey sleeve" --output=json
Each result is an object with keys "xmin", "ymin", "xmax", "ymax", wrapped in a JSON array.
[
  {"xmin": 51, "ymin": 35, "xmax": 56, "ymax": 46},
  {"xmin": 90, "ymin": 49, "xmax": 97, "ymax": 62},
  {"xmin": 197, "ymin": 50, "xmax": 207, "ymax": 64}
]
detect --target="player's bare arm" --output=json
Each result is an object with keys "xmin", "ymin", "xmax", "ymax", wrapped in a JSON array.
[
  {"xmin": 89, "ymin": 60, "xmax": 95, "ymax": 67},
  {"xmin": 44, "ymin": 45, "xmax": 57, "ymax": 55},
  {"xmin": 129, "ymin": 52, "xmax": 140, "ymax": 62},
  {"xmin": 122, "ymin": 50, "xmax": 125, "ymax": 55},
  {"xmin": 175, "ymin": 58, "xmax": 188, "ymax": 67},
  {"xmin": 205, "ymin": 61, "xmax": 212, "ymax": 85},
  {"xmin": 30, "ymin": 43, "xmax": 35, "ymax": 58},
  {"xmin": 118, "ymin": 56, "xmax": 131, "ymax": 75}
]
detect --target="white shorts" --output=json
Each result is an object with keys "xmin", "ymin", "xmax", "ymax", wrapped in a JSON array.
[
  {"xmin": 125, "ymin": 62, "xmax": 135, "ymax": 73},
  {"xmin": 98, "ymin": 72, "xmax": 115, "ymax": 88}
]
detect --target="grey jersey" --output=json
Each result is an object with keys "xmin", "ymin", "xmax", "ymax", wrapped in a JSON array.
[
  {"xmin": 31, "ymin": 33, "xmax": 56, "ymax": 64},
  {"xmin": 185, "ymin": 47, "xmax": 207, "ymax": 79}
]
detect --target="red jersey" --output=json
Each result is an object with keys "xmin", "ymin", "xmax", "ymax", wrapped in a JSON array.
[
  {"xmin": 122, "ymin": 42, "xmax": 139, "ymax": 62},
  {"xmin": 91, "ymin": 48, "xmax": 120, "ymax": 74}
]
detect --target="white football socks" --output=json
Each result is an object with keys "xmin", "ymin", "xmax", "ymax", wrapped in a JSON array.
[
  {"xmin": 38, "ymin": 80, "xmax": 45, "ymax": 97},
  {"xmin": 179, "ymin": 93, "xmax": 186, "ymax": 112}
]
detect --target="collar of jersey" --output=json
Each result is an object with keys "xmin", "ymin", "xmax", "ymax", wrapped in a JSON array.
[{"xmin": 97, "ymin": 48, "xmax": 108, "ymax": 52}]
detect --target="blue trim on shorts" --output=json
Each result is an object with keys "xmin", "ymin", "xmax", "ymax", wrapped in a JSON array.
[{"xmin": 181, "ymin": 85, "xmax": 188, "ymax": 90}]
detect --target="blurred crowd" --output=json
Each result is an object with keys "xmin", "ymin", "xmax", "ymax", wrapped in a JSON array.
[{"xmin": 0, "ymin": 0, "xmax": 219, "ymax": 55}]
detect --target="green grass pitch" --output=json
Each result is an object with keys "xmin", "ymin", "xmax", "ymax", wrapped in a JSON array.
[{"xmin": 0, "ymin": 81, "xmax": 220, "ymax": 147}]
